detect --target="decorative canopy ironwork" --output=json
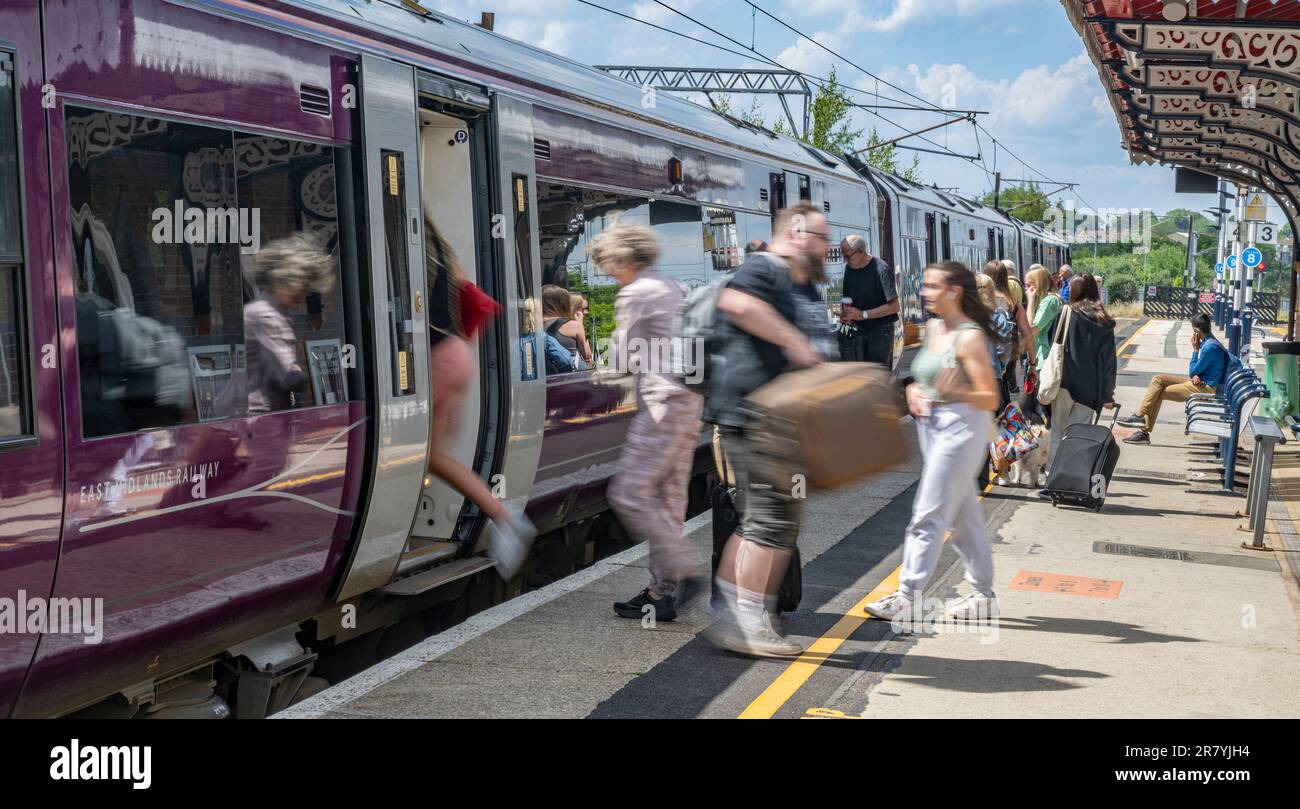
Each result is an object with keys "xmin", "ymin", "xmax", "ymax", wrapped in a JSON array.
[{"xmin": 1065, "ymin": 0, "xmax": 1300, "ymax": 227}]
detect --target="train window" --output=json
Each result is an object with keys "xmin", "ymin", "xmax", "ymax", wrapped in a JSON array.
[
  {"xmin": 0, "ymin": 54, "xmax": 19, "ymax": 262},
  {"xmin": 511, "ymin": 174, "xmax": 539, "ymax": 378},
  {"xmin": 233, "ymin": 133, "xmax": 347, "ymax": 409},
  {"xmin": 66, "ymin": 108, "xmax": 245, "ymax": 437},
  {"xmin": 704, "ymin": 207, "xmax": 741, "ymax": 272},
  {"xmin": 379, "ymin": 150, "xmax": 415, "ymax": 397},
  {"xmin": 0, "ymin": 54, "xmax": 29, "ymax": 440},
  {"xmin": 538, "ymin": 182, "xmax": 714, "ymax": 368}
]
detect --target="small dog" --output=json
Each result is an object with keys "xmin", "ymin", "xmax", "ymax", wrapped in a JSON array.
[{"xmin": 1008, "ymin": 424, "xmax": 1050, "ymax": 487}]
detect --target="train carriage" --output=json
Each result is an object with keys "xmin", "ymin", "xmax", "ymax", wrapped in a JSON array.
[{"xmin": 0, "ymin": 0, "xmax": 876, "ymax": 717}]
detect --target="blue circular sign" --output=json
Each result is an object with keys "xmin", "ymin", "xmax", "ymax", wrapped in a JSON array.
[
  {"xmin": 1243, "ymin": 247, "xmax": 1263, "ymax": 268},
  {"xmin": 1215, "ymin": 261, "xmax": 1224, "ymax": 275},
  {"xmin": 1227, "ymin": 254, "xmax": 1239, "ymax": 270},
  {"xmin": 454, "ymin": 130, "xmax": 468, "ymax": 143}
]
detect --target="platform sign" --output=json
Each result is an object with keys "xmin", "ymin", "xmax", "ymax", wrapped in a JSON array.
[
  {"xmin": 1226, "ymin": 254, "xmax": 1239, "ymax": 271},
  {"xmin": 1233, "ymin": 221, "xmax": 1279, "ymax": 244},
  {"xmin": 1215, "ymin": 261, "xmax": 1224, "ymax": 275},
  {"xmin": 1243, "ymin": 246, "xmax": 1263, "ymax": 268},
  {"xmin": 1199, "ymin": 292, "xmax": 1215, "ymax": 304},
  {"xmin": 1245, "ymin": 193, "xmax": 1268, "ymax": 222}
]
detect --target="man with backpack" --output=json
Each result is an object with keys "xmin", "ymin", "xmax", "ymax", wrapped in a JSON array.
[
  {"xmin": 699, "ymin": 200, "xmax": 837, "ymax": 658},
  {"xmin": 837, "ymin": 234, "xmax": 898, "ymax": 368}
]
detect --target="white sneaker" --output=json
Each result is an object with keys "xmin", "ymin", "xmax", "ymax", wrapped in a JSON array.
[
  {"xmin": 704, "ymin": 611, "xmax": 804, "ymax": 658},
  {"xmin": 864, "ymin": 591, "xmax": 914, "ymax": 621},
  {"xmin": 945, "ymin": 592, "xmax": 1000, "ymax": 622},
  {"xmin": 487, "ymin": 504, "xmax": 536, "ymax": 581}
]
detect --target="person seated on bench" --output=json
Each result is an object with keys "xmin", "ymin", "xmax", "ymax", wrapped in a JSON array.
[{"xmin": 1120, "ymin": 313, "xmax": 1227, "ymax": 445}]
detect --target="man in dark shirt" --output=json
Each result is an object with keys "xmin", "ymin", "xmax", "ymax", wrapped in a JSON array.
[
  {"xmin": 703, "ymin": 200, "xmax": 835, "ymax": 659},
  {"xmin": 838, "ymin": 234, "xmax": 899, "ymax": 368}
]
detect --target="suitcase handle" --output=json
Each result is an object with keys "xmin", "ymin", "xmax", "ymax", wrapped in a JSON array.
[{"xmin": 1093, "ymin": 404, "xmax": 1121, "ymax": 428}]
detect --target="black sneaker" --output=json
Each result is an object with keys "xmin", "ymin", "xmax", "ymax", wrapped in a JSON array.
[
  {"xmin": 1122, "ymin": 430, "xmax": 1151, "ymax": 445},
  {"xmin": 1117, "ymin": 415, "xmax": 1145, "ymax": 428},
  {"xmin": 613, "ymin": 589, "xmax": 677, "ymax": 622}
]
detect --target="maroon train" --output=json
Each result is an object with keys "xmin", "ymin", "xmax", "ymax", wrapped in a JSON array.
[{"xmin": 0, "ymin": 0, "xmax": 1062, "ymax": 717}]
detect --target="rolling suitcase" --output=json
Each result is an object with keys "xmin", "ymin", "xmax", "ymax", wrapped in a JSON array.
[
  {"xmin": 709, "ymin": 484, "xmax": 801, "ymax": 613},
  {"xmin": 1042, "ymin": 407, "xmax": 1122, "ymax": 512}
]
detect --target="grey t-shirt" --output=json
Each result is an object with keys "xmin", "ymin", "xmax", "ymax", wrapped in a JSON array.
[{"xmin": 703, "ymin": 253, "xmax": 837, "ymax": 428}]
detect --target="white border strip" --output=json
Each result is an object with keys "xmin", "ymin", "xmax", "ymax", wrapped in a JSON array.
[{"xmin": 274, "ymin": 510, "xmax": 713, "ymax": 718}]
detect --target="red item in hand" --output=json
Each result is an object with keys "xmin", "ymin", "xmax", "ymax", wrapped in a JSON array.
[
  {"xmin": 1023, "ymin": 368, "xmax": 1038, "ymax": 395},
  {"xmin": 458, "ymin": 280, "xmax": 501, "ymax": 339}
]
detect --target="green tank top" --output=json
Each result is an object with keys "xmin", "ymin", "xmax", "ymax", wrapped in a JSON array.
[{"xmin": 912, "ymin": 321, "xmax": 982, "ymax": 403}]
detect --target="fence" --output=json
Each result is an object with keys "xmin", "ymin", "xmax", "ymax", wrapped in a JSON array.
[{"xmin": 1141, "ymin": 285, "xmax": 1279, "ymax": 324}]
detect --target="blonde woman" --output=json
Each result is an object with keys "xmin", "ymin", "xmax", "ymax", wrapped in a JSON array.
[
  {"xmin": 597, "ymin": 225, "xmax": 705, "ymax": 623},
  {"xmin": 1024, "ymin": 265, "xmax": 1062, "ymax": 371}
]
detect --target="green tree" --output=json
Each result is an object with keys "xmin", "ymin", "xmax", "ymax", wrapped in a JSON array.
[
  {"xmin": 856, "ymin": 127, "xmax": 923, "ymax": 182},
  {"xmin": 733, "ymin": 68, "xmax": 923, "ymax": 182},
  {"xmin": 977, "ymin": 182, "xmax": 1050, "ymax": 223}
]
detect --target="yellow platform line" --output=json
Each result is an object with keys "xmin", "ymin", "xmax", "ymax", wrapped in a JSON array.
[
  {"xmin": 739, "ymin": 319, "xmax": 1147, "ymax": 719},
  {"xmin": 738, "ymin": 485, "xmax": 990, "ymax": 719}
]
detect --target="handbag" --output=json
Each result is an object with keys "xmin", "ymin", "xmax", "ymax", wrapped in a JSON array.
[
  {"xmin": 1037, "ymin": 306, "xmax": 1072, "ymax": 406},
  {"xmin": 990, "ymin": 402, "xmax": 1040, "ymax": 467}
]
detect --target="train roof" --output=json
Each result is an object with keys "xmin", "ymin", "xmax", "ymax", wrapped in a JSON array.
[
  {"xmin": 858, "ymin": 161, "xmax": 1011, "ymax": 226},
  {"xmin": 256, "ymin": 0, "xmax": 867, "ymax": 186}
]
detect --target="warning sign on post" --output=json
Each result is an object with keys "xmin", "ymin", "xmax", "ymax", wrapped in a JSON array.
[{"xmin": 1245, "ymin": 193, "xmax": 1269, "ymax": 221}]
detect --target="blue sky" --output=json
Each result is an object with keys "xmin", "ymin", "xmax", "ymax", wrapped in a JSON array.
[{"xmin": 431, "ymin": 0, "xmax": 1219, "ymax": 218}]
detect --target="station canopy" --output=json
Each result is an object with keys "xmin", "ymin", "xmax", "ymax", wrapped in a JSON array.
[{"xmin": 1066, "ymin": 0, "xmax": 1300, "ymax": 228}]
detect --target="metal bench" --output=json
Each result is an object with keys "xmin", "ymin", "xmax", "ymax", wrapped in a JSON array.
[{"xmin": 1240, "ymin": 415, "xmax": 1286, "ymax": 550}]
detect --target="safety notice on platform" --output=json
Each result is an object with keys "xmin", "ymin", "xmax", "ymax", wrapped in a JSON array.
[{"xmin": 1008, "ymin": 570, "xmax": 1123, "ymax": 598}]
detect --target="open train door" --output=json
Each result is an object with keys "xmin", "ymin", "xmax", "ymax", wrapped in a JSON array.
[{"xmin": 334, "ymin": 55, "xmax": 430, "ymax": 600}]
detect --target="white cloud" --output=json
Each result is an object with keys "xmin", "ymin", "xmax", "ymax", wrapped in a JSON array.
[{"xmin": 871, "ymin": 52, "xmax": 1106, "ymax": 131}]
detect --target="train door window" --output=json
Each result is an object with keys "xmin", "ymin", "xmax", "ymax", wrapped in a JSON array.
[
  {"xmin": 379, "ymin": 150, "xmax": 416, "ymax": 397},
  {"xmin": 768, "ymin": 172, "xmax": 785, "ymax": 217},
  {"xmin": 924, "ymin": 213, "xmax": 937, "ymax": 264},
  {"xmin": 65, "ymin": 108, "xmax": 244, "ymax": 437},
  {"xmin": 233, "ymin": 133, "xmax": 347, "ymax": 410},
  {"xmin": 796, "ymin": 174, "xmax": 810, "ymax": 201},
  {"xmin": 511, "ymin": 174, "xmax": 537, "ymax": 375},
  {"xmin": 940, "ymin": 216, "xmax": 952, "ymax": 261},
  {"xmin": 997, "ymin": 230, "xmax": 1006, "ymax": 262},
  {"xmin": 0, "ymin": 51, "xmax": 29, "ymax": 440},
  {"xmin": 987, "ymin": 228, "xmax": 996, "ymax": 263}
]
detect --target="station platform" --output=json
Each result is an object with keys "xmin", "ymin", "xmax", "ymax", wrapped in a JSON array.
[{"xmin": 278, "ymin": 318, "xmax": 1300, "ymax": 719}]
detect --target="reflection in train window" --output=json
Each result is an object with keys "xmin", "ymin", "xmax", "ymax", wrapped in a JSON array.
[
  {"xmin": 66, "ymin": 108, "xmax": 244, "ymax": 437},
  {"xmin": 234, "ymin": 133, "xmax": 346, "ymax": 409},
  {"xmin": 0, "ymin": 55, "xmax": 29, "ymax": 440},
  {"xmin": 536, "ymin": 182, "xmax": 710, "ymax": 365}
]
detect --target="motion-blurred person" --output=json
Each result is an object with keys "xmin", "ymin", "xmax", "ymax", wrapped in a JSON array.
[
  {"xmin": 703, "ymin": 200, "xmax": 837, "ymax": 657},
  {"xmin": 865, "ymin": 262, "xmax": 1002, "ymax": 623},
  {"xmin": 1119, "ymin": 313, "xmax": 1226, "ymax": 445},
  {"xmin": 542, "ymin": 284, "xmax": 592, "ymax": 369},
  {"xmin": 837, "ymin": 234, "xmax": 898, "ymax": 368},
  {"xmin": 595, "ymin": 225, "xmax": 705, "ymax": 622},
  {"xmin": 425, "ymin": 217, "xmax": 535, "ymax": 578},
  {"xmin": 745, "ymin": 239, "xmax": 768, "ymax": 256}
]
